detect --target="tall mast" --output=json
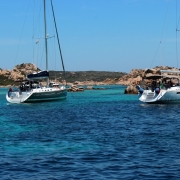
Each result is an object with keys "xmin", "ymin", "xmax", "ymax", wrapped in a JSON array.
[{"xmin": 44, "ymin": 0, "xmax": 49, "ymax": 86}]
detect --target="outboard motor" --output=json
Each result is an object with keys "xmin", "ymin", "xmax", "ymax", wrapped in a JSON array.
[{"xmin": 136, "ymin": 85, "xmax": 144, "ymax": 94}]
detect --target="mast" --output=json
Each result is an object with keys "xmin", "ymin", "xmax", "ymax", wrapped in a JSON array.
[{"xmin": 44, "ymin": 0, "xmax": 49, "ymax": 86}]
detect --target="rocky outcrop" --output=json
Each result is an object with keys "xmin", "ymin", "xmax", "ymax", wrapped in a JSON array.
[
  {"xmin": 123, "ymin": 66, "xmax": 180, "ymax": 94},
  {"xmin": 124, "ymin": 85, "xmax": 138, "ymax": 94},
  {"xmin": 118, "ymin": 69, "xmax": 144, "ymax": 86},
  {"xmin": 67, "ymin": 85, "xmax": 106, "ymax": 92},
  {"xmin": 15, "ymin": 63, "xmax": 40, "ymax": 75},
  {"xmin": 68, "ymin": 85, "xmax": 84, "ymax": 92},
  {"xmin": 0, "ymin": 63, "xmax": 40, "ymax": 82},
  {"xmin": 0, "ymin": 69, "xmax": 11, "ymax": 76}
]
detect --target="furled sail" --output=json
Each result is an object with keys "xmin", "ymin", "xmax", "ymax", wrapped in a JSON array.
[{"xmin": 27, "ymin": 70, "xmax": 49, "ymax": 79}]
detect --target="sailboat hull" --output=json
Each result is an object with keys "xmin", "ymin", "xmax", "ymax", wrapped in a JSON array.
[
  {"xmin": 6, "ymin": 87, "xmax": 67, "ymax": 103},
  {"xmin": 138, "ymin": 87, "xmax": 180, "ymax": 103},
  {"xmin": 24, "ymin": 89, "xmax": 67, "ymax": 102}
]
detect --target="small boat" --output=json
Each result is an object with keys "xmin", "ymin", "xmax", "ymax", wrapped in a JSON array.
[
  {"xmin": 6, "ymin": 0, "xmax": 67, "ymax": 103},
  {"xmin": 137, "ymin": 70, "xmax": 180, "ymax": 103}
]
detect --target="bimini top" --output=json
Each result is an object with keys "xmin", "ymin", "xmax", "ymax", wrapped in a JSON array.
[
  {"xmin": 163, "ymin": 75, "xmax": 180, "ymax": 79},
  {"xmin": 27, "ymin": 70, "xmax": 49, "ymax": 80},
  {"xmin": 160, "ymin": 70, "xmax": 180, "ymax": 74},
  {"xmin": 145, "ymin": 74, "xmax": 162, "ymax": 79},
  {"xmin": 145, "ymin": 72, "xmax": 180, "ymax": 80}
]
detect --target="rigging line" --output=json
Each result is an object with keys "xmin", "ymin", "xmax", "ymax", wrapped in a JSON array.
[
  {"xmin": 50, "ymin": 6, "xmax": 57, "ymax": 77},
  {"xmin": 49, "ymin": 12, "xmax": 57, "ymax": 81},
  {"xmin": 176, "ymin": 30, "xmax": 178, "ymax": 68},
  {"xmin": 50, "ymin": 0, "xmax": 66, "ymax": 86},
  {"xmin": 150, "ymin": 41, "xmax": 162, "ymax": 68},
  {"xmin": 150, "ymin": 0, "xmax": 170, "ymax": 68},
  {"xmin": 176, "ymin": 0, "xmax": 180, "ymax": 29},
  {"xmin": 33, "ymin": 2, "xmax": 43, "ymax": 38},
  {"xmin": 14, "ymin": 0, "xmax": 31, "ymax": 67},
  {"xmin": 177, "ymin": 16, "xmax": 180, "ymax": 29},
  {"xmin": 40, "ymin": 44, "xmax": 45, "ymax": 70},
  {"xmin": 32, "ymin": 0, "xmax": 43, "ymax": 70},
  {"xmin": 53, "ymin": 34, "xmax": 57, "ymax": 81},
  {"xmin": 32, "ymin": 0, "xmax": 35, "ymax": 65},
  {"xmin": 176, "ymin": 0, "xmax": 179, "ymax": 69},
  {"xmin": 36, "ymin": 41, "xmax": 40, "ymax": 69}
]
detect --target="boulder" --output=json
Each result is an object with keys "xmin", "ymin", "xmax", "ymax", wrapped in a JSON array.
[
  {"xmin": 68, "ymin": 85, "xmax": 84, "ymax": 92},
  {"xmin": 124, "ymin": 85, "xmax": 138, "ymax": 94}
]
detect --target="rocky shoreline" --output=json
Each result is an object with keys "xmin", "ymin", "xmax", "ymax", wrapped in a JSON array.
[
  {"xmin": 67, "ymin": 66, "xmax": 180, "ymax": 93},
  {"xmin": 1, "ymin": 63, "xmax": 179, "ymax": 94}
]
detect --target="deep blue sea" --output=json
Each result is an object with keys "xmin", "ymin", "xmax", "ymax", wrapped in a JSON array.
[{"xmin": 1, "ymin": 85, "xmax": 180, "ymax": 179}]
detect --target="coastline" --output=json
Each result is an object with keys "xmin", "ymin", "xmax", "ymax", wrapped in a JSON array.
[{"xmin": 0, "ymin": 83, "xmax": 127, "ymax": 88}]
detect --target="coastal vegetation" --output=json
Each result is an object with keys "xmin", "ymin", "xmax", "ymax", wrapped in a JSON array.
[
  {"xmin": 0, "ymin": 63, "xmax": 127, "ymax": 86},
  {"xmin": 50, "ymin": 71, "xmax": 126, "ymax": 83},
  {"xmin": 0, "ymin": 75, "xmax": 14, "ymax": 86}
]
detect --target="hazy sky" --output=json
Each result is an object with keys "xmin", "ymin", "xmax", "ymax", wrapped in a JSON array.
[{"xmin": 0, "ymin": 0, "xmax": 180, "ymax": 73}]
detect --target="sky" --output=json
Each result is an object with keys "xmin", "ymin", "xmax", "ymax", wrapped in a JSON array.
[{"xmin": 0, "ymin": 0, "xmax": 180, "ymax": 73}]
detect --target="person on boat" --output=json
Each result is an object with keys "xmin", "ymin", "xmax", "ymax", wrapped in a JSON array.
[
  {"xmin": 19, "ymin": 85, "xmax": 23, "ymax": 91},
  {"xmin": 160, "ymin": 81, "xmax": 164, "ymax": 89},
  {"xmin": 156, "ymin": 80, "xmax": 160, "ymax": 88},
  {"xmin": 168, "ymin": 80, "xmax": 172, "ymax": 87},
  {"xmin": 9, "ymin": 87, "xmax": 12, "ymax": 92},
  {"xmin": 164, "ymin": 79, "xmax": 169, "ymax": 89},
  {"xmin": 160, "ymin": 79, "xmax": 165, "ymax": 89},
  {"xmin": 151, "ymin": 80, "xmax": 156, "ymax": 92},
  {"xmin": 155, "ymin": 87, "xmax": 160, "ymax": 94},
  {"xmin": 30, "ymin": 81, "xmax": 33, "ymax": 89},
  {"xmin": 8, "ymin": 87, "xmax": 12, "ymax": 97}
]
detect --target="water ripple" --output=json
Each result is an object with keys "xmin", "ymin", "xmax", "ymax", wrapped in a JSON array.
[{"xmin": 0, "ymin": 86, "xmax": 180, "ymax": 179}]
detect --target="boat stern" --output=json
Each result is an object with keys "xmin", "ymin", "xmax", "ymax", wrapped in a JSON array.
[
  {"xmin": 136, "ymin": 85, "xmax": 166, "ymax": 103},
  {"xmin": 139, "ymin": 89, "xmax": 166, "ymax": 103}
]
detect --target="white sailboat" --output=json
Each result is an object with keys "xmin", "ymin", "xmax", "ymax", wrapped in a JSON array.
[
  {"xmin": 136, "ymin": 0, "xmax": 180, "ymax": 104},
  {"xmin": 6, "ymin": 0, "xmax": 67, "ymax": 103},
  {"xmin": 137, "ymin": 70, "xmax": 180, "ymax": 103}
]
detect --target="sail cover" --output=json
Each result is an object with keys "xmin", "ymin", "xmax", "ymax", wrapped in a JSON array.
[{"xmin": 27, "ymin": 71, "xmax": 49, "ymax": 79}]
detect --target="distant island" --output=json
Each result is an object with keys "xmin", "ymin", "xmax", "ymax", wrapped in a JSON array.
[
  {"xmin": 0, "ymin": 63, "xmax": 127, "ymax": 86},
  {"xmin": 1, "ymin": 63, "xmax": 178, "ymax": 94}
]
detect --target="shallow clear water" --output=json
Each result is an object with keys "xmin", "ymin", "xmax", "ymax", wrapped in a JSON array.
[{"xmin": 1, "ymin": 85, "xmax": 180, "ymax": 179}]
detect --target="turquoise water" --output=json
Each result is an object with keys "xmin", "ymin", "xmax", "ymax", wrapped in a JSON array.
[{"xmin": 1, "ymin": 85, "xmax": 180, "ymax": 179}]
